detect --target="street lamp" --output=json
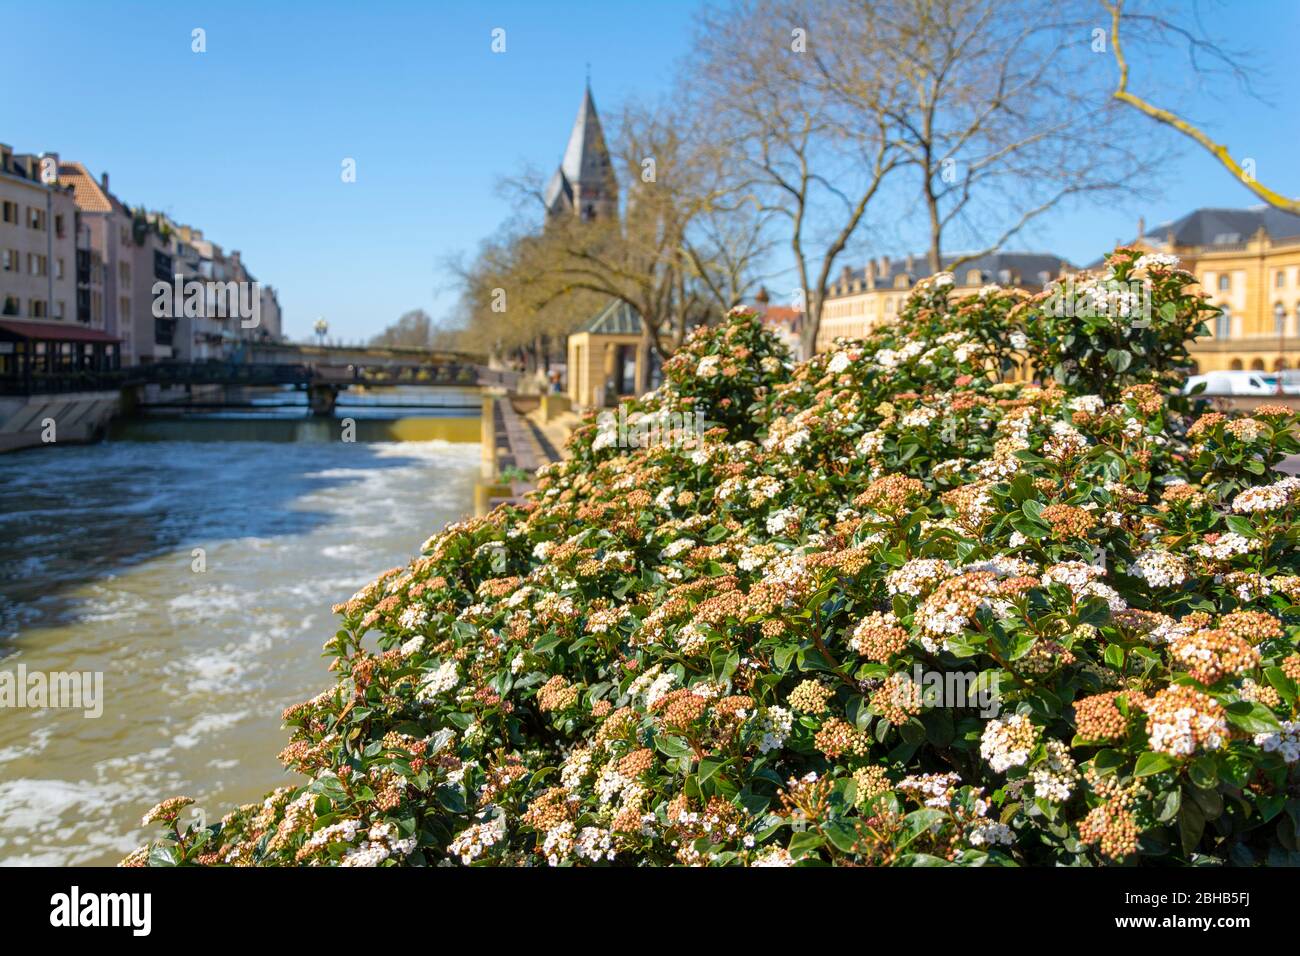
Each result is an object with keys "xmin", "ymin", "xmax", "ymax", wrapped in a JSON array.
[{"xmin": 314, "ymin": 317, "xmax": 329, "ymax": 347}]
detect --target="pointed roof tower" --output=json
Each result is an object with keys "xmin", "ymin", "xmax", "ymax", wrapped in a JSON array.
[{"xmin": 545, "ymin": 82, "xmax": 618, "ymax": 222}]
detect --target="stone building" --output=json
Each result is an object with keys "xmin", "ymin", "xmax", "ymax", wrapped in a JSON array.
[
  {"xmin": 817, "ymin": 250, "xmax": 1073, "ymax": 352},
  {"xmin": 1132, "ymin": 206, "xmax": 1300, "ymax": 373}
]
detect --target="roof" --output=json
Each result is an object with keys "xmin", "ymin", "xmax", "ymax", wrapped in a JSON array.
[
  {"xmin": 835, "ymin": 251, "xmax": 1071, "ymax": 292},
  {"xmin": 543, "ymin": 167, "xmax": 573, "ymax": 214},
  {"xmin": 57, "ymin": 161, "xmax": 129, "ymax": 216},
  {"xmin": 561, "ymin": 86, "xmax": 611, "ymax": 187},
  {"xmin": 761, "ymin": 305, "xmax": 802, "ymax": 330},
  {"xmin": 1143, "ymin": 206, "xmax": 1300, "ymax": 247},
  {"xmin": 0, "ymin": 319, "xmax": 121, "ymax": 343},
  {"xmin": 581, "ymin": 300, "xmax": 643, "ymax": 335}
]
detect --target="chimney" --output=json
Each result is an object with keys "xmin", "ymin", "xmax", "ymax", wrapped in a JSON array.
[
  {"xmin": 101, "ymin": 171, "xmax": 109, "ymax": 192},
  {"xmin": 904, "ymin": 253, "xmax": 915, "ymax": 274},
  {"xmin": 879, "ymin": 255, "xmax": 891, "ymax": 277},
  {"xmin": 1137, "ymin": 216, "xmax": 1145, "ymax": 241},
  {"xmin": 840, "ymin": 264, "xmax": 853, "ymax": 288},
  {"xmin": 0, "ymin": 143, "xmax": 11, "ymax": 172},
  {"xmin": 755, "ymin": 285, "xmax": 770, "ymax": 307}
]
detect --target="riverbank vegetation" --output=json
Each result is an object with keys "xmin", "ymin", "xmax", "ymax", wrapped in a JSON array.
[{"xmin": 131, "ymin": 249, "xmax": 1300, "ymax": 866}]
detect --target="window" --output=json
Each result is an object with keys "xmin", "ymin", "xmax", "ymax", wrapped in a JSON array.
[
  {"xmin": 1, "ymin": 201, "xmax": 17, "ymax": 224},
  {"xmin": 55, "ymin": 214, "xmax": 65, "ymax": 238},
  {"xmin": 28, "ymin": 207, "xmax": 46, "ymax": 230},
  {"xmin": 26, "ymin": 253, "xmax": 47, "ymax": 277},
  {"xmin": 119, "ymin": 261, "xmax": 130, "ymax": 283},
  {"xmin": 1278, "ymin": 271, "xmax": 1287, "ymax": 288},
  {"xmin": 1276, "ymin": 302, "xmax": 1287, "ymax": 335},
  {"xmin": 56, "ymin": 258, "xmax": 64, "ymax": 279},
  {"xmin": 1218, "ymin": 274, "xmax": 1231, "ymax": 291},
  {"xmin": 29, "ymin": 299, "xmax": 47, "ymax": 318},
  {"xmin": 966, "ymin": 269, "xmax": 983, "ymax": 285},
  {"xmin": 1215, "ymin": 306, "xmax": 1231, "ymax": 339},
  {"xmin": 1, "ymin": 249, "xmax": 14, "ymax": 272},
  {"xmin": 1, "ymin": 295, "xmax": 17, "ymax": 315},
  {"xmin": 54, "ymin": 300, "xmax": 65, "ymax": 320}
]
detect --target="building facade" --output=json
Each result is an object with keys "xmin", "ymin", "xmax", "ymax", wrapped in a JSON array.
[
  {"xmin": 1133, "ymin": 207, "xmax": 1300, "ymax": 373},
  {"xmin": 816, "ymin": 251, "xmax": 1073, "ymax": 351},
  {"xmin": 4, "ymin": 137, "xmax": 281, "ymax": 369},
  {"xmin": 0, "ymin": 144, "xmax": 79, "ymax": 327},
  {"xmin": 58, "ymin": 162, "xmax": 139, "ymax": 362}
]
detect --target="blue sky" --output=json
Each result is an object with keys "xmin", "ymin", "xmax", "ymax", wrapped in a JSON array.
[{"xmin": 3, "ymin": 0, "xmax": 1297, "ymax": 343}]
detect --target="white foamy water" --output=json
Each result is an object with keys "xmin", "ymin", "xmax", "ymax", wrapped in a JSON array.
[{"xmin": 0, "ymin": 437, "xmax": 480, "ymax": 866}]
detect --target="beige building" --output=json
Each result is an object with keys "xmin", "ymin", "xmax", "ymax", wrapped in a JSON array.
[
  {"xmin": 566, "ymin": 301, "xmax": 659, "ymax": 409},
  {"xmin": 817, "ymin": 251, "xmax": 1073, "ymax": 351},
  {"xmin": 0, "ymin": 144, "xmax": 78, "ymax": 326},
  {"xmin": 1132, "ymin": 207, "xmax": 1300, "ymax": 373},
  {"xmin": 58, "ymin": 162, "xmax": 138, "ymax": 361}
]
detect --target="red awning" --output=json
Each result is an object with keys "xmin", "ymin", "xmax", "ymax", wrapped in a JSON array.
[{"xmin": 0, "ymin": 319, "xmax": 121, "ymax": 344}]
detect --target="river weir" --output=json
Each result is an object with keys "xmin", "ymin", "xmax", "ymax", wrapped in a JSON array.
[{"xmin": 0, "ymin": 391, "xmax": 482, "ymax": 865}]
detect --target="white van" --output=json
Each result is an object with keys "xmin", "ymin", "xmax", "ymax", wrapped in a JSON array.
[{"xmin": 1183, "ymin": 369, "xmax": 1283, "ymax": 396}]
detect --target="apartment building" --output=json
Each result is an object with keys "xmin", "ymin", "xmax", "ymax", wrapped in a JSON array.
[
  {"xmin": 130, "ymin": 212, "xmax": 180, "ymax": 362},
  {"xmin": 0, "ymin": 144, "xmax": 78, "ymax": 326},
  {"xmin": 817, "ymin": 251, "xmax": 1073, "ymax": 351},
  {"xmin": 58, "ymin": 161, "xmax": 137, "ymax": 361},
  {"xmin": 1133, "ymin": 206, "xmax": 1300, "ymax": 372}
]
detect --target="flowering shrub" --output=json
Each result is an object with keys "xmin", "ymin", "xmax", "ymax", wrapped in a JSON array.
[{"xmin": 130, "ymin": 249, "xmax": 1300, "ymax": 867}]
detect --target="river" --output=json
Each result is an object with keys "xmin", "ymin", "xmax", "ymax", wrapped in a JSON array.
[{"xmin": 0, "ymin": 395, "xmax": 481, "ymax": 865}]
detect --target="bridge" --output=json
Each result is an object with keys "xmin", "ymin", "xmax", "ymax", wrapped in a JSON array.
[
  {"xmin": 0, "ymin": 341, "xmax": 519, "ymax": 407},
  {"xmin": 0, "ymin": 337, "xmax": 530, "ymax": 450}
]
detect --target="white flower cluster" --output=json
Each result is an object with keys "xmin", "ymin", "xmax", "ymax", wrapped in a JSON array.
[
  {"xmin": 886, "ymin": 558, "xmax": 953, "ymax": 597},
  {"xmin": 416, "ymin": 659, "xmax": 460, "ymax": 703},
  {"xmin": 979, "ymin": 714, "xmax": 1038, "ymax": 773},
  {"xmin": 1133, "ymin": 252, "xmax": 1180, "ymax": 271},
  {"xmin": 1029, "ymin": 740, "xmax": 1078, "ymax": 803},
  {"xmin": 826, "ymin": 350, "xmax": 854, "ymax": 375},
  {"xmin": 757, "ymin": 705, "xmax": 793, "ymax": 753},
  {"xmin": 765, "ymin": 506, "xmax": 803, "ymax": 536},
  {"xmin": 1231, "ymin": 476, "xmax": 1300, "ymax": 514},
  {"xmin": 1190, "ymin": 532, "xmax": 1256, "ymax": 561},
  {"xmin": 1128, "ymin": 549, "xmax": 1190, "ymax": 588},
  {"xmin": 338, "ymin": 822, "xmax": 417, "ymax": 867},
  {"xmin": 397, "ymin": 603, "xmax": 428, "ymax": 632},
  {"xmin": 660, "ymin": 538, "xmax": 695, "ymax": 560},
  {"xmin": 1254, "ymin": 720, "xmax": 1300, "ymax": 764}
]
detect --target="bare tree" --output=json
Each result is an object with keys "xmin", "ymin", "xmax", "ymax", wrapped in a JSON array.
[
  {"xmin": 491, "ymin": 101, "xmax": 771, "ymax": 390},
  {"xmin": 806, "ymin": 0, "xmax": 1154, "ymax": 275},
  {"xmin": 1102, "ymin": 0, "xmax": 1297, "ymax": 214},
  {"xmin": 691, "ymin": 0, "xmax": 905, "ymax": 356}
]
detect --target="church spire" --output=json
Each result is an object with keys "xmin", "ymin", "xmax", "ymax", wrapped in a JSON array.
[{"xmin": 544, "ymin": 81, "xmax": 618, "ymax": 222}]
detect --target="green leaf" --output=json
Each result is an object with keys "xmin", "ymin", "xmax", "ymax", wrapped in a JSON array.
[
  {"xmin": 653, "ymin": 735, "xmax": 694, "ymax": 759},
  {"xmin": 822, "ymin": 821, "xmax": 861, "ymax": 854},
  {"xmin": 697, "ymin": 757, "xmax": 726, "ymax": 787},
  {"xmin": 1188, "ymin": 755, "xmax": 1217, "ymax": 790},
  {"xmin": 786, "ymin": 830, "xmax": 825, "ymax": 859},
  {"xmin": 1105, "ymin": 348, "xmax": 1132, "ymax": 372},
  {"xmin": 1179, "ymin": 794, "xmax": 1206, "ymax": 855},
  {"xmin": 1225, "ymin": 701, "xmax": 1283, "ymax": 735},
  {"xmin": 1134, "ymin": 751, "xmax": 1176, "ymax": 777}
]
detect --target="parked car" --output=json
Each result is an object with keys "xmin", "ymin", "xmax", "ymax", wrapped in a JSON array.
[{"xmin": 1183, "ymin": 369, "xmax": 1286, "ymax": 396}]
